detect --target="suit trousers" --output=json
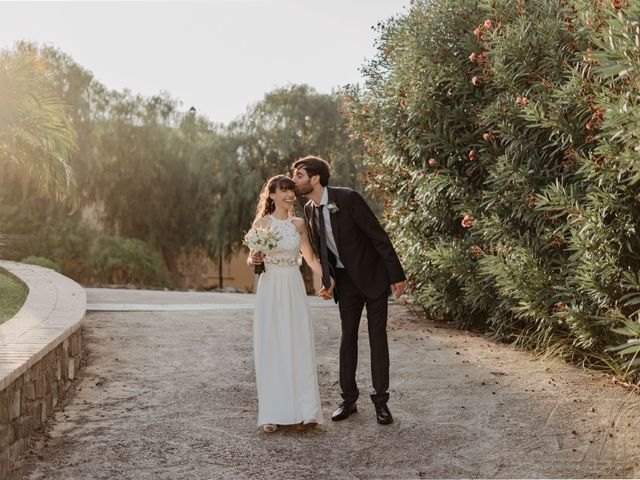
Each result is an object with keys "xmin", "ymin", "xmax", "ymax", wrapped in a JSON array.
[{"xmin": 335, "ymin": 268, "xmax": 390, "ymax": 406}]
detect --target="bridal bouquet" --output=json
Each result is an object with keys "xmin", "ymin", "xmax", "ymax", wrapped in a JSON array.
[{"xmin": 243, "ymin": 227, "xmax": 280, "ymax": 274}]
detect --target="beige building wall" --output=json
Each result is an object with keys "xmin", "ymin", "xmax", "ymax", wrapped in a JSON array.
[
  {"xmin": 176, "ymin": 248, "xmax": 321, "ymax": 293},
  {"xmin": 176, "ymin": 247, "xmax": 255, "ymax": 292}
]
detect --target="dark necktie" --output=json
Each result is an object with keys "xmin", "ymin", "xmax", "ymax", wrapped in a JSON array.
[{"xmin": 316, "ymin": 205, "xmax": 332, "ymax": 289}]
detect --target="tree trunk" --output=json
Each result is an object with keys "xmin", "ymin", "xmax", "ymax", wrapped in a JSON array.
[
  {"xmin": 161, "ymin": 246, "xmax": 183, "ymax": 289},
  {"xmin": 218, "ymin": 254, "xmax": 224, "ymax": 289}
]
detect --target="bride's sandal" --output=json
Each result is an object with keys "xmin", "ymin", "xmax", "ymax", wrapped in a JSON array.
[{"xmin": 263, "ymin": 424, "xmax": 278, "ymax": 433}]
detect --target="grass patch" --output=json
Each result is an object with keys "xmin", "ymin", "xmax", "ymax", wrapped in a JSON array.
[{"xmin": 0, "ymin": 267, "xmax": 28, "ymax": 325}]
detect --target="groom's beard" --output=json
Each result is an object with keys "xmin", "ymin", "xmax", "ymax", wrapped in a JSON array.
[{"xmin": 295, "ymin": 180, "xmax": 313, "ymax": 197}]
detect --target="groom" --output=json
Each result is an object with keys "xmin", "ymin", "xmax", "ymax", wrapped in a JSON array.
[{"xmin": 291, "ymin": 155, "xmax": 405, "ymax": 425}]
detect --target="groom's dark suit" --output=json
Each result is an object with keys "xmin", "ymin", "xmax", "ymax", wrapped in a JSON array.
[{"xmin": 304, "ymin": 186, "xmax": 405, "ymax": 407}]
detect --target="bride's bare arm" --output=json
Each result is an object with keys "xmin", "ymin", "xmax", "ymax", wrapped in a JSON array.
[
  {"xmin": 295, "ymin": 219, "xmax": 323, "ymax": 277},
  {"xmin": 294, "ymin": 218, "xmax": 335, "ymax": 299},
  {"xmin": 295, "ymin": 218, "xmax": 336, "ymax": 283}
]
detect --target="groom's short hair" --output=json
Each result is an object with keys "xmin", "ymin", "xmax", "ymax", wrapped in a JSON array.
[{"xmin": 292, "ymin": 156, "xmax": 330, "ymax": 187}]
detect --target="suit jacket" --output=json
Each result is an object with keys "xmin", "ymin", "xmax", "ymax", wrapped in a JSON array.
[{"xmin": 304, "ymin": 186, "xmax": 405, "ymax": 301}]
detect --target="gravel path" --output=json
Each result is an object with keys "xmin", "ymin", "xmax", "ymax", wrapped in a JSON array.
[{"xmin": 8, "ymin": 290, "xmax": 640, "ymax": 479}]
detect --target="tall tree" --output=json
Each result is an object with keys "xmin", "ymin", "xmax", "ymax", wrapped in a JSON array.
[
  {"xmin": 212, "ymin": 84, "xmax": 363, "ymax": 257},
  {"xmin": 0, "ymin": 43, "xmax": 110, "ymax": 276},
  {"xmin": 12, "ymin": 42, "xmax": 109, "ymax": 206},
  {"xmin": 0, "ymin": 47, "xmax": 77, "ymax": 200}
]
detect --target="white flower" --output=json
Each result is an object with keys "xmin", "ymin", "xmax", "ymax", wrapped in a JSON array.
[
  {"xmin": 327, "ymin": 202, "xmax": 339, "ymax": 214},
  {"xmin": 244, "ymin": 227, "xmax": 279, "ymax": 252},
  {"xmin": 243, "ymin": 227, "xmax": 280, "ymax": 274}
]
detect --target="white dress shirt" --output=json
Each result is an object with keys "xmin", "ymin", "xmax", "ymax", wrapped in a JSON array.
[{"xmin": 313, "ymin": 188, "xmax": 345, "ymax": 268}]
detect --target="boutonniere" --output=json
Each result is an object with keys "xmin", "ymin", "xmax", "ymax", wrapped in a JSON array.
[{"xmin": 327, "ymin": 202, "xmax": 339, "ymax": 214}]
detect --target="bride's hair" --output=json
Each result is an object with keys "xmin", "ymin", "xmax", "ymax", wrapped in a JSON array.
[{"xmin": 253, "ymin": 175, "xmax": 296, "ymax": 224}]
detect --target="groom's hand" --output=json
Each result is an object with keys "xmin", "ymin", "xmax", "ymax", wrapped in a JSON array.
[
  {"xmin": 391, "ymin": 281, "xmax": 406, "ymax": 299},
  {"xmin": 318, "ymin": 286, "xmax": 333, "ymax": 300},
  {"xmin": 319, "ymin": 278, "xmax": 335, "ymax": 300}
]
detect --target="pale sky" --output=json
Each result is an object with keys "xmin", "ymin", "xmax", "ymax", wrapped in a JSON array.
[{"xmin": 0, "ymin": 1, "xmax": 411, "ymax": 124}]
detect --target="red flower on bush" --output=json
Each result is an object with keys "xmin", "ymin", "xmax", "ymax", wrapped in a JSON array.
[
  {"xmin": 516, "ymin": 96, "xmax": 529, "ymax": 105},
  {"xmin": 428, "ymin": 158, "xmax": 437, "ymax": 167},
  {"xmin": 582, "ymin": 47, "xmax": 600, "ymax": 64},
  {"xmin": 469, "ymin": 52, "xmax": 478, "ymax": 62},
  {"xmin": 474, "ymin": 19, "xmax": 492, "ymax": 37},
  {"xmin": 471, "ymin": 76, "xmax": 481, "ymax": 86},
  {"xmin": 468, "ymin": 149, "xmax": 477, "ymax": 160},
  {"xmin": 482, "ymin": 133, "xmax": 495, "ymax": 141},
  {"xmin": 461, "ymin": 215, "xmax": 474, "ymax": 228}
]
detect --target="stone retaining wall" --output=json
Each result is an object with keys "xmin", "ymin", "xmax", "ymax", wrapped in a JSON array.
[{"xmin": 0, "ymin": 261, "xmax": 85, "ymax": 479}]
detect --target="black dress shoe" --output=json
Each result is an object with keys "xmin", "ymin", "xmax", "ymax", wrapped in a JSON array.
[
  {"xmin": 331, "ymin": 401, "xmax": 357, "ymax": 421},
  {"xmin": 375, "ymin": 404, "xmax": 393, "ymax": 425}
]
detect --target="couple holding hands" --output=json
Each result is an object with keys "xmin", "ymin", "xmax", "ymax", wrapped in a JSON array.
[{"xmin": 247, "ymin": 156, "xmax": 405, "ymax": 433}]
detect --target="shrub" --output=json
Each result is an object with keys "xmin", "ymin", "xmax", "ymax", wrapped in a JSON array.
[
  {"xmin": 90, "ymin": 235, "xmax": 172, "ymax": 288},
  {"xmin": 21, "ymin": 256, "xmax": 61, "ymax": 272},
  {"xmin": 0, "ymin": 200, "xmax": 93, "ymax": 281},
  {"xmin": 344, "ymin": 0, "xmax": 640, "ymax": 378}
]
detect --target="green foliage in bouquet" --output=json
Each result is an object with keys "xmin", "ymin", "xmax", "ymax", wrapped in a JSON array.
[{"xmin": 344, "ymin": 0, "xmax": 640, "ymax": 378}]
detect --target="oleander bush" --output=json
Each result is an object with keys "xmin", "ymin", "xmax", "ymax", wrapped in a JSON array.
[{"xmin": 344, "ymin": 0, "xmax": 640, "ymax": 379}]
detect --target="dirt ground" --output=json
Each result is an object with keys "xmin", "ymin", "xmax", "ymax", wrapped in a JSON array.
[{"xmin": 8, "ymin": 291, "xmax": 640, "ymax": 479}]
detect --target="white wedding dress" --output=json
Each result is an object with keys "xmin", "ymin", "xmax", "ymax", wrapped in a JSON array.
[{"xmin": 253, "ymin": 215, "xmax": 324, "ymax": 426}]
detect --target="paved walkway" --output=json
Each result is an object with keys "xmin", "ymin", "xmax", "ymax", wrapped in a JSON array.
[
  {"xmin": 85, "ymin": 288, "xmax": 334, "ymax": 311},
  {"xmin": 9, "ymin": 289, "xmax": 640, "ymax": 479},
  {"xmin": 0, "ymin": 260, "xmax": 85, "ymax": 390}
]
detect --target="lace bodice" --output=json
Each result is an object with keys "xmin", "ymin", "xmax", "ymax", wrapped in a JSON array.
[{"xmin": 264, "ymin": 216, "xmax": 302, "ymax": 268}]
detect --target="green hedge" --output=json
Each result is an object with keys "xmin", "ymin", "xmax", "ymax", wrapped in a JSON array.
[
  {"xmin": 90, "ymin": 235, "xmax": 172, "ymax": 288},
  {"xmin": 0, "ymin": 206, "xmax": 94, "ymax": 281},
  {"xmin": 21, "ymin": 256, "xmax": 61, "ymax": 272},
  {"xmin": 344, "ymin": 0, "xmax": 640, "ymax": 378},
  {"xmin": 0, "ymin": 204, "xmax": 174, "ymax": 288}
]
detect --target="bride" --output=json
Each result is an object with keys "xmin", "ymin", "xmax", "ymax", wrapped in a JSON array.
[{"xmin": 247, "ymin": 174, "xmax": 334, "ymax": 433}]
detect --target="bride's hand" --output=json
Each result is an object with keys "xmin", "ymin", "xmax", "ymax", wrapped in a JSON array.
[
  {"xmin": 248, "ymin": 251, "xmax": 264, "ymax": 266},
  {"xmin": 318, "ymin": 277, "xmax": 336, "ymax": 300}
]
